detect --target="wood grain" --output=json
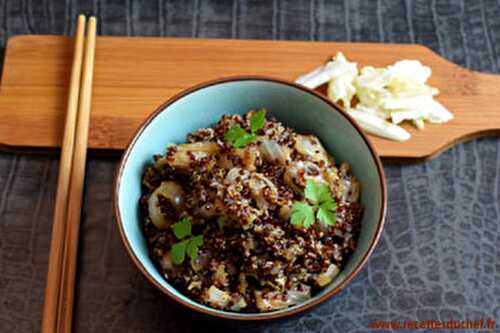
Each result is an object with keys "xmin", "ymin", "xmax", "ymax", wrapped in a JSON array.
[
  {"xmin": 40, "ymin": 16, "xmax": 86, "ymax": 333},
  {"xmin": 0, "ymin": 36, "xmax": 499, "ymax": 159},
  {"xmin": 57, "ymin": 17, "xmax": 96, "ymax": 333}
]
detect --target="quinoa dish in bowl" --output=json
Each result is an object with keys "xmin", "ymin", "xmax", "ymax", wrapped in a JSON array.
[{"xmin": 114, "ymin": 77, "xmax": 386, "ymax": 320}]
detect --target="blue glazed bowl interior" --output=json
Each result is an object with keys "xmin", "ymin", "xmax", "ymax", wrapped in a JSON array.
[{"xmin": 116, "ymin": 78, "xmax": 385, "ymax": 319}]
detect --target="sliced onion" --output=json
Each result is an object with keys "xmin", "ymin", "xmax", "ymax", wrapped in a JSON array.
[
  {"xmin": 225, "ymin": 167, "xmax": 249, "ymax": 184},
  {"xmin": 187, "ymin": 280, "xmax": 202, "ymax": 291},
  {"xmin": 347, "ymin": 177, "xmax": 360, "ymax": 202},
  {"xmin": 340, "ymin": 174, "xmax": 360, "ymax": 203},
  {"xmin": 213, "ymin": 264, "xmax": 229, "ymax": 286},
  {"xmin": 193, "ymin": 198, "xmax": 224, "ymax": 218},
  {"xmin": 316, "ymin": 264, "xmax": 340, "ymax": 287},
  {"xmin": 159, "ymin": 252, "xmax": 174, "ymax": 271},
  {"xmin": 255, "ymin": 291, "xmax": 289, "ymax": 311},
  {"xmin": 230, "ymin": 296, "xmax": 248, "ymax": 311},
  {"xmin": 204, "ymin": 285, "xmax": 231, "ymax": 308},
  {"xmin": 177, "ymin": 142, "xmax": 220, "ymax": 153},
  {"xmin": 294, "ymin": 135, "xmax": 330, "ymax": 163},
  {"xmin": 233, "ymin": 146, "xmax": 260, "ymax": 171},
  {"xmin": 287, "ymin": 284, "xmax": 312, "ymax": 305},
  {"xmin": 254, "ymin": 291, "xmax": 269, "ymax": 311},
  {"xmin": 258, "ymin": 139, "xmax": 287, "ymax": 165},
  {"xmin": 284, "ymin": 164, "xmax": 303, "ymax": 193},
  {"xmin": 157, "ymin": 142, "xmax": 219, "ymax": 170},
  {"xmin": 148, "ymin": 181, "xmax": 185, "ymax": 229},
  {"xmin": 248, "ymin": 173, "xmax": 279, "ymax": 210},
  {"xmin": 285, "ymin": 160, "xmax": 327, "ymax": 193}
]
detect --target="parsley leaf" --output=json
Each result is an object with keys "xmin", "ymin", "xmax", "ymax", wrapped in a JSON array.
[
  {"xmin": 171, "ymin": 240, "xmax": 188, "ymax": 265},
  {"xmin": 190, "ymin": 234, "xmax": 204, "ymax": 247},
  {"xmin": 291, "ymin": 202, "xmax": 315, "ymax": 228},
  {"xmin": 225, "ymin": 125, "xmax": 247, "ymax": 144},
  {"xmin": 304, "ymin": 180, "xmax": 331, "ymax": 204},
  {"xmin": 224, "ymin": 110, "xmax": 267, "ymax": 148},
  {"xmin": 171, "ymin": 217, "xmax": 192, "ymax": 239},
  {"xmin": 170, "ymin": 218, "xmax": 204, "ymax": 264},
  {"xmin": 186, "ymin": 235, "xmax": 204, "ymax": 260},
  {"xmin": 290, "ymin": 179, "xmax": 338, "ymax": 228},
  {"xmin": 234, "ymin": 133, "xmax": 257, "ymax": 148},
  {"xmin": 249, "ymin": 109, "xmax": 267, "ymax": 133},
  {"xmin": 317, "ymin": 200, "xmax": 337, "ymax": 226},
  {"xmin": 224, "ymin": 124, "xmax": 257, "ymax": 148}
]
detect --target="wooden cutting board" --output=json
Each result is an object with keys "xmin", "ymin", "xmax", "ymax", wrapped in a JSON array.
[{"xmin": 0, "ymin": 35, "xmax": 499, "ymax": 159}]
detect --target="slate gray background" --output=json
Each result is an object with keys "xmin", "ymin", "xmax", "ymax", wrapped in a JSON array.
[{"xmin": 0, "ymin": 0, "xmax": 499, "ymax": 332}]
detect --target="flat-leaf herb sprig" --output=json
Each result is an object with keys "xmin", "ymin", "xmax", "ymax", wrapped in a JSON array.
[
  {"xmin": 170, "ymin": 217, "xmax": 204, "ymax": 265},
  {"xmin": 224, "ymin": 109, "xmax": 267, "ymax": 148},
  {"xmin": 291, "ymin": 179, "xmax": 337, "ymax": 228}
]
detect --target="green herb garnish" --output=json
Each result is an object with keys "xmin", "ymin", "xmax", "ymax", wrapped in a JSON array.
[
  {"xmin": 290, "ymin": 202, "xmax": 315, "ymax": 228},
  {"xmin": 290, "ymin": 179, "xmax": 337, "ymax": 228},
  {"xmin": 186, "ymin": 235, "xmax": 204, "ymax": 259},
  {"xmin": 224, "ymin": 109, "xmax": 267, "ymax": 148},
  {"xmin": 225, "ymin": 124, "xmax": 257, "ymax": 148},
  {"xmin": 170, "ymin": 218, "xmax": 204, "ymax": 265},
  {"xmin": 172, "ymin": 217, "xmax": 192, "ymax": 239},
  {"xmin": 171, "ymin": 240, "xmax": 188, "ymax": 265},
  {"xmin": 249, "ymin": 108, "xmax": 267, "ymax": 133}
]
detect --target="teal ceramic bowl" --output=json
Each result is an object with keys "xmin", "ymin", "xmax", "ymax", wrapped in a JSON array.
[{"xmin": 114, "ymin": 76, "xmax": 386, "ymax": 320}]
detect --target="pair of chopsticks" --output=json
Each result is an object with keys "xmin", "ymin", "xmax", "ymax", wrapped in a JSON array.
[{"xmin": 41, "ymin": 15, "xmax": 97, "ymax": 333}]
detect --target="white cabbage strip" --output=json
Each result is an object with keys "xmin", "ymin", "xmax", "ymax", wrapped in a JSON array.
[{"xmin": 295, "ymin": 52, "xmax": 453, "ymax": 141}]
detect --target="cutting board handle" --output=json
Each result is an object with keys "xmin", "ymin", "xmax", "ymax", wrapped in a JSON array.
[{"xmin": 417, "ymin": 46, "xmax": 500, "ymax": 159}]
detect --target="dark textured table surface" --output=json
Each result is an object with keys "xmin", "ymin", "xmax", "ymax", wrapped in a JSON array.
[{"xmin": 1, "ymin": 1, "xmax": 499, "ymax": 332}]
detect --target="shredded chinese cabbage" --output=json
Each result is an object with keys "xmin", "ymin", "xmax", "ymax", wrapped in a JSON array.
[{"xmin": 295, "ymin": 53, "xmax": 453, "ymax": 141}]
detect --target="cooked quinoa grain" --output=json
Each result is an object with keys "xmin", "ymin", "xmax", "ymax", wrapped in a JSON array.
[{"xmin": 140, "ymin": 110, "xmax": 362, "ymax": 312}]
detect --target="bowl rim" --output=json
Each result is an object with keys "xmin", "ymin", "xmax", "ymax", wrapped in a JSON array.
[{"xmin": 113, "ymin": 75, "xmax": 387, "ymax": 321}]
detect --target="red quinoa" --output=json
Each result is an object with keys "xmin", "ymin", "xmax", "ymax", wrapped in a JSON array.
[{"xmin": 140, "ymin": 110, "xmax": 362, "ymax": 312}]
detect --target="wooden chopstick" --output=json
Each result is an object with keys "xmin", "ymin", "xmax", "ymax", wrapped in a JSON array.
[
  {"xmin": 41, "ymin": 15, "xmax": 87, "ymax": 333},
  {"xmin": 56, "ymin": 16, "xmax": 97, "ymax": 333}
]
